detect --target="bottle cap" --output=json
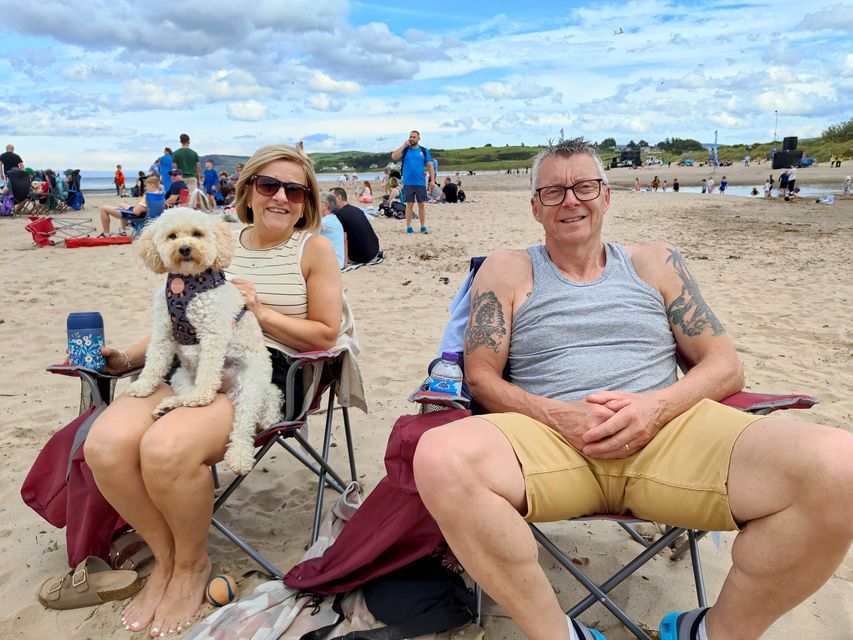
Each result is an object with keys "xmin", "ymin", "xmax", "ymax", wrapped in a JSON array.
[
  {"xmin": 67, "ymin": 312, "xmax": 104, "ymax": 330},
  {"xmin": 440, "ymin": 351, "xmax": 459, "ymax": 363}
]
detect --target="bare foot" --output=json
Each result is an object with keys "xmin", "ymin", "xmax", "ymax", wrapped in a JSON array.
[
  {"xmin": 149, "ymin": 555, "xmax": 211, "ymax": 637},
  {"xmin": 122, "ymin": 560, "xmax": 172, "ymax": 633}
]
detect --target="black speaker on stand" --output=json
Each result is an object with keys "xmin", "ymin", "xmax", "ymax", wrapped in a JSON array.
[
  {"xmin": 772, "ymin": 150, "xmax": 804, "ymax": 169},
  {"xmin": 782, "ymin": 136, "xmax": 798, "ymax": 151}
]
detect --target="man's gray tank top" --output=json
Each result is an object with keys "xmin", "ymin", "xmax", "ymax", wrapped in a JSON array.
[{"xmin": 508, "ymin": 243, "xmax": 677, "ymax": 402}]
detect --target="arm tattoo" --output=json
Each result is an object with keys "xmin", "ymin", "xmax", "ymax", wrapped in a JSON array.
[
  {"xmin": 665, "ymin": 249, "xmax": 726, "ymax": 337},
  {"xmin": 465, "ymin": 290, "xmax": 508, "ymax": 354}
]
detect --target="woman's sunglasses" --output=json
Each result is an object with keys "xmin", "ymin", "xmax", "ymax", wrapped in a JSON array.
[{"xmin": 251, "ymin": 175, "xmax": 310, "ymax": 203}]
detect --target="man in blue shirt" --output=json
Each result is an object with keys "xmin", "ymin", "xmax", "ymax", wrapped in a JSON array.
[{"xmin": 391, "ymin": 130, "xmax": 435, "ymax": 234}]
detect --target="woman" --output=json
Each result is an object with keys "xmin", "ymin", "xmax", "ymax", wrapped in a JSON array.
[
  {"xmin": 388, "ymin": 176, "xmax": 402, "ymax": 203},
  {"xmin": 85, "ymin": 144, "xmax": 343, "ymax": 637},
  {"xmin": 357, "ymin": 180, "xmax": 373, "ymax": 203}
]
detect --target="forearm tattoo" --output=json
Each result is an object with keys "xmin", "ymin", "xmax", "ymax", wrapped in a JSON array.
[
  {"xmin": 465, "ymin": 290, "xmax": 507, "ymax": 354},
  {"xmin": 665, "ymin": 249, "xmax": 726, "ymax": 336}
]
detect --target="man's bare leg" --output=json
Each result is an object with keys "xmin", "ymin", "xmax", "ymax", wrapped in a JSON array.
[
  {"xmin": 418, "ymin": 200, "xmax": 427, "ymax": 230},
  {"xmin": 414, "ymin": 417, "xmax": 571, "ymax": 640},
  {"xmin": 405, "ymin": 202, "xmax": 415, "ymax": 230},
  {"xmin": 706, "ymin": 419, "xmax": 853, "ymax": 639}
]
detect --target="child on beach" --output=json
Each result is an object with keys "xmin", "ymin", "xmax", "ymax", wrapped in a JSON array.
[
  {"xmin": 719, "ymin": 176, "xmax": 727, "ymax": 194},
  {"xmin": 841, "ymin": 175, "xmax": 851, "ymax": 198},
  {"xmin": 114, "ymin": 164, "xmax": 126, "ymax": 197},
  {"xmin": 357, "ymin": 180, "xmax": 373, "ymax": 203}
]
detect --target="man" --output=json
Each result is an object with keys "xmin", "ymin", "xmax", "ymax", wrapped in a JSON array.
[
  {"xmin": 413, "ymin": 139, "xmax": 853, "ymax": 640},
  {"xmin": 320, "ymin": 191, "xmax": 347, "ymax": 269},
  {"xmin": 331, "ymin": 187, "xmax": 380, "ymax": 264},
  {"xmin": 441, "ymin": 177, "xmax": 459, "ymax": 203},
  {"xmin": 390, "ymin": 130, "xmax": 435, "ymax": 234},
  {"xmin": 98, "ymin": 176, "xmax": 160, "ymax": 236},
  {"xmin": 171, "ymin": 134, "xmax": 201, "ymax": 191},
  {"xmin": 1, "ymin": 144, "xmax": 24, "ymax": 182},
  {"xmin": 164, "ymin": 169, "xmax": 188, "ymax": 206}
]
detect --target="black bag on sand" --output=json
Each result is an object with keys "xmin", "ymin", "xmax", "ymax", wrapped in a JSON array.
[{"xmin": 300, "ymin": 556, "xmax": 476, "ymax": 640}]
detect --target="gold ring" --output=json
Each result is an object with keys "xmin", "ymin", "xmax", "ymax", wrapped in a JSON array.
[{"xmin": 624, "ymin": 443, "xmax": 630, "ymax": 453}]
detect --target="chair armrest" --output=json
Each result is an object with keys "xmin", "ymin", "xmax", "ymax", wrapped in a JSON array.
[
  {"xmin": 47, "ymin": 363, "xmax": 142, "ymax": 407},
  {"xmin": 408, "ymin": 377, "xmax": 470, "ymax": 410},
  {"xmin": 282, "ymin": 349, "xmax": 348, "ymax": 422},
  {"xmin": 720, "ymin": 391, "xmax": 819, "ymax": 415}
]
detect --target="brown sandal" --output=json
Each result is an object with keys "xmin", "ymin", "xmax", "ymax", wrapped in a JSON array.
[
  {"xmin": 38, "ymin": 556, "xmax": 141, "ymax": 610},
  {"xmin": 109, "ymin": 530, "xmax": 155, "ymax": 578}
]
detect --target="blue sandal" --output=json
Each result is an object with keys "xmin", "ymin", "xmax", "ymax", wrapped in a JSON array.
[
  {"xmin": 660, "ymin": 607, "xmax": 709, "ymax": 640},
  {"xmin": 406, "ymin": 226, "xmax": 414, "ymax": 234}
]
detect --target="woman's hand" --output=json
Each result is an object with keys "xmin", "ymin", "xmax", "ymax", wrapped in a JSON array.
[
  {"xmin": 231, "ymin": 278, "xmax": 261, "ymax": 313},
  {"xmin": 100, "ymin": 346, "xmax": 133, "ymax": 375}
]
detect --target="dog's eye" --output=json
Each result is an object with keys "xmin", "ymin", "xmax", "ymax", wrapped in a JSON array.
[
  {"xmin": 192, "ymin": 231, "xmax": 204, "ymax": 238},
  {"xmin": 167, "ymin": 233, "xmax": 177, "ymax": 240}
]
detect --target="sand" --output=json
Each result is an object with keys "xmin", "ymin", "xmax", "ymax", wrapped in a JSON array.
[{"xmin": 1, "ymin": 162, "xmax": 851, "ymax": 639}]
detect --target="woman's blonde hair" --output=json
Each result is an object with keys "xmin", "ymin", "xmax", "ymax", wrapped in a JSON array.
[{"xmin": 234, "ymin": 144, "xmax": 321, "ymax": 232}]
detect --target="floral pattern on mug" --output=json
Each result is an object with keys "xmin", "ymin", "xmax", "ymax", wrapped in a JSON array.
[{"xmin": 68, "ymin": 330, "xmax": 106, "ymax": 371}]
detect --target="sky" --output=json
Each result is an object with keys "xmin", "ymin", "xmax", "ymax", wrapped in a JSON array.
[{"xmin": 0, "ymin": 0, "xmax": 851, "ymax": 171}]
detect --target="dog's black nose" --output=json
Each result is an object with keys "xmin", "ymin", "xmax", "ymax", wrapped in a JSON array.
[{"xmin": 179, "ymin": 245, "xmax": 192, "ymax": 257}]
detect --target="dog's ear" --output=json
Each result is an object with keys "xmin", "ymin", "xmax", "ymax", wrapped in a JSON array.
[
  {"xmin": 211, "ymin": 221, "xmax": 236, "ymax": 270},
  {"xmin": 137, "ymin": 225, "xmax": 168, "ymax": 273}
]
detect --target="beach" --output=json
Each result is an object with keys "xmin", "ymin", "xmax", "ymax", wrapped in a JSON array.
[{"xmin": 1, "ymin": 164, "xmax": 851, "ymax": 639}]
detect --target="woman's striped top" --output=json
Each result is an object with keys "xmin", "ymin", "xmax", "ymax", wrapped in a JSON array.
[{"xmin": 224, "ymin": 227, "xmax": 310, "ymax": 353}]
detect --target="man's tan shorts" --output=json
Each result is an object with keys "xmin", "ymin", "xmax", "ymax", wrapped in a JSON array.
[{"xmin": 478, "ymin": 399, "xmax": 765, "ymax": 531}]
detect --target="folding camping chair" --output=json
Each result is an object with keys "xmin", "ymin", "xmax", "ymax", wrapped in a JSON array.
[
  {"xmin": 409, "ymin": 256, "xmax": 820, "ymax": 640},
  {"xmin": 120, "ymin": 192, "xmax": 165, "ymax": 239},
  {"xmin": 47, "ymin": 348, "xmax": 359, "ymax": 580},
  {"xmin": 210, "ymin": 348, "xmax": 358, "ymax": 578},
  {"xmin": 26, "ymin": 215, "xmax": 97, "ymax": 247}
]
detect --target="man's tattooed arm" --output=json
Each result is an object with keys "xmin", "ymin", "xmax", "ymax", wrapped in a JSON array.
[
  {"xmin": 464, "ymin": 290, "xmax": 508, "ymax": 354},
  {"xmin": 665, "ymin": 248, "xmax": 726, "ymax": 337}
]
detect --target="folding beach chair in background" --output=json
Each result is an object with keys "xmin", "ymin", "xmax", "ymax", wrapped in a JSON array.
[
  {"xmin": 409, "ymin": 257, "xmax": 820, "ymax": 640},
  {"xmin": 145, "ymin": 192, "xmax": 166, "ymax": 220},
  {"xmin": 26, "ymin": 215, "xmax": 96, "ymax": 247}
]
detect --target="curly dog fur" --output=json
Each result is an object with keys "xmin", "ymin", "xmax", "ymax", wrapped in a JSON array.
[{"xmin": 128, "ymin": 207, "xmax": 282, "ymax": 474}]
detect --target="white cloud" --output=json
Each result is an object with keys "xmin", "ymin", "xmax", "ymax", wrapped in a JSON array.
[
  {"xmin": 226, "ymin": 100, "xmax": 268, "ymax": 121},
  {"xmin": 308, "ymin": 71, "xmax": 361, "ymax": 95},
  {"xmin": 795, "ymin": 4, "xmax": 853, "ymax": 31},
  {"xmin": 307, "ymin": 93, "xmax": 344, "ymax": 112}
]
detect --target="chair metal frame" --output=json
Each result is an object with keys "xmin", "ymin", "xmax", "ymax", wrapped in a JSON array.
[{"xmin": 209, "ymin": 349, "xmax": 358, "ymax": 578}]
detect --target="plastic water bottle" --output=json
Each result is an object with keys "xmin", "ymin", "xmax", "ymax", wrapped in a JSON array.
[
  {"xmin": 428, "ymin": 352, "xmax": 463, "ymax": 397},
  {"xmin": 67, "ymin": 312, "xmax": 106, "ymax": 371}
]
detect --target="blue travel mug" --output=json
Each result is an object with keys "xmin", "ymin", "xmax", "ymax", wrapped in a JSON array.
[{"xmin": 67, "ymin": 312, "xmax": 106, "ymax": 372}]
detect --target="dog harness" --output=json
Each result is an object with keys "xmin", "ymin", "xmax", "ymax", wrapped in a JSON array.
[{"xmin": 166, "ymin": 268, "xmax": 247, "ymax": 345}]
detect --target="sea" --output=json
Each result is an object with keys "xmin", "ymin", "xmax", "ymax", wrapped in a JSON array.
[{"xmin": 73, "ymin": 171, "xmax": 405, "ymax": 194}]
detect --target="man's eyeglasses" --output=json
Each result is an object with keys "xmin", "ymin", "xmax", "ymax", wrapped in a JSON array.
[
  {"xmin": 535, "ymin": 179, "xmax": 603, "ymax": 206},
  {"xmin": 251, "ymin": 175, "xmax": 311, "ymax": 203}
]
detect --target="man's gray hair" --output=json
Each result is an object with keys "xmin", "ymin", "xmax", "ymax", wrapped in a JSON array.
[
  {"xmin": 530, "ymin": 137, "xmax": 609, "ymax": 196},
  {"xmin": 321, "ymin": 191, "xmax": 337, "ymax": 211}
]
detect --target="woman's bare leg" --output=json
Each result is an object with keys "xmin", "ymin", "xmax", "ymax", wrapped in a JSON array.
[
  {"xmin": 84, "ymin": 383, "xmax": 177, "ymax": 632},
  {"xmin": 140, "ymin": 394, "xmax": 234, "ymax": 636}
]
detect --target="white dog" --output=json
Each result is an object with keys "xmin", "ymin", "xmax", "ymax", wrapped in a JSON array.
[{"xmin": 128, "ymin": 207, "xmax": 283, "ymax": 474}]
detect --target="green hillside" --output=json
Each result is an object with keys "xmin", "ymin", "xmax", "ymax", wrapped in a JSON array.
[{"xmin": 202, "ymin": 123, "xmax": 852, "ymax": 174}]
